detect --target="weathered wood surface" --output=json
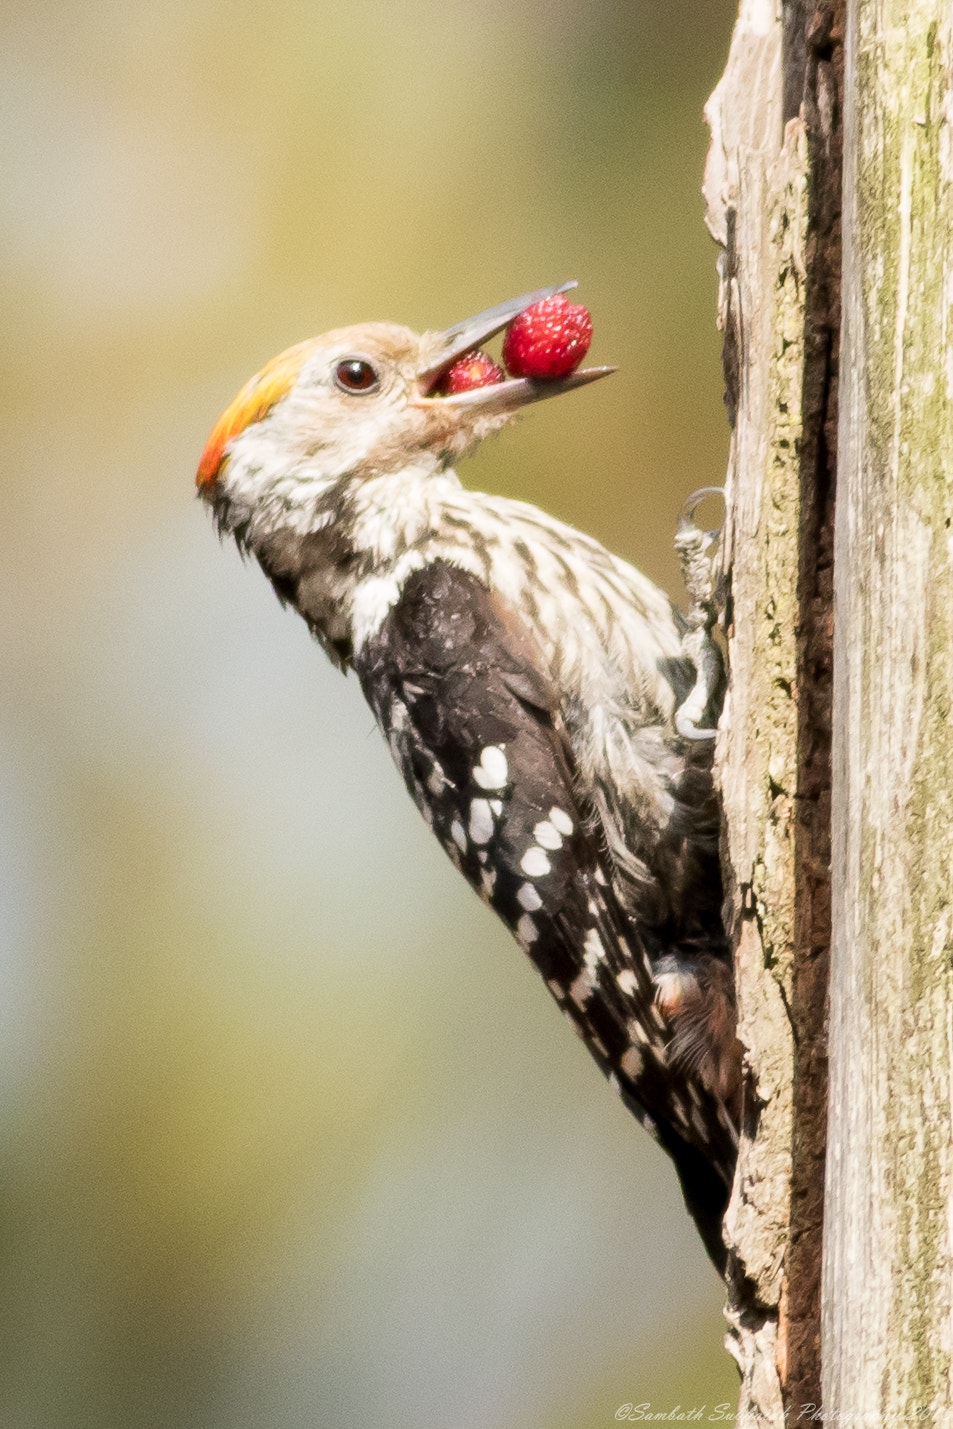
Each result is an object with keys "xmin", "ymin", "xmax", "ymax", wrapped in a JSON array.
[
  {"xmin": 705, "ymin": 2, "xmax": 840, "ymax": 1423},
  {"xmin": 705, "ymin": 7, "xmax": 802, "ymax": 1418},
  {"xmin": 824, "ymin": 2, "xmax": 953, "ymax": 1419}
]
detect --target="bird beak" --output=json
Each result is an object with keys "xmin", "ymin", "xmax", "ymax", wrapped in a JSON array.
[{"xmin": 415, "ymin": 282, "xmax": 616, "ymax": 412}]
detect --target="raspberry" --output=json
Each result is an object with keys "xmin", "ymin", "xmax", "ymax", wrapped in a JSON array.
[
  {"xmin": 502, "ymin": 293, "xmax": 593, "ymax": 380},
  {"xmin": 435, "ymin": 349, "xmax": 504, "ymax": 395}
]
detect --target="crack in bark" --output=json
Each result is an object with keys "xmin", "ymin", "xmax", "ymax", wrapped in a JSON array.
[{"xmin": 777, "ymin": 0, "xmax": 842, "ymax": 1412}]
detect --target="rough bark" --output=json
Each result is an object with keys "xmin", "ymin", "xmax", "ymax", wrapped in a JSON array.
[
  {"xmin": 824, "ymin": 2, "xmax": 953, "ymax": 1419},
  {"xmin": 704, "ymin": 2, "xmax": 840, "ymax": 1422}
]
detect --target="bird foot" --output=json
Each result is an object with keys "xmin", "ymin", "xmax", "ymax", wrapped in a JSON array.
[{"xmin": 673, "ymin": 488, "xmax": 726, "ymax": 741}]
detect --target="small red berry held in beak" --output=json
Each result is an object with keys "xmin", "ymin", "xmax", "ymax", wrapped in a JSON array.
[
  {"xmin": 434, "ymin": 349, "xmax": 504, "ymax": 395},
  {"xmin": 502, "ymin": 293, "xmax": 594, "ymax": 380}
]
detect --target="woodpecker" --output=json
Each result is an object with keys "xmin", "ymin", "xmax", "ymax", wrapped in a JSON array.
[{"xmin": 197, "ymin": 284, "xmax": 740, "ymax": 1271}]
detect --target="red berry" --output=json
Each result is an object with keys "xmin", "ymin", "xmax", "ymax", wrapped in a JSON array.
[
  {"xmin": 435, "ymin": 349, "xmax": 504, "ymax": 395},
  {"xmin": 502, "ymin": 293, "xmax": 593, "ymax": 380}
]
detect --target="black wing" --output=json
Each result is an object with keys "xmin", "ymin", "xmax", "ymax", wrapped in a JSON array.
[{"xmin": 354, "ymin": 560, "xmax": 735, "ymax": 1269}]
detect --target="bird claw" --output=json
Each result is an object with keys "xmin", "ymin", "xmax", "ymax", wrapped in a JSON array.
[
  {"xmin": 677, "ymin": 486, "xmax": 725, "ymax": 542},
  {"xmin": 673, "ymin": 488, "xmax": 726, "ymax": 742}
]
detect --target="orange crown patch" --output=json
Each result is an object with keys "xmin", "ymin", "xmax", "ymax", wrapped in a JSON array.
[{"xmin": 196, "ymin": 339, "xmax": 314, "ymax": 488}]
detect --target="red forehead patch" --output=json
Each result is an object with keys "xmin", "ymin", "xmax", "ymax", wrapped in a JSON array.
[{"xmin": 196, "ymin": 339, "xmax": 314, "ymax": 488}]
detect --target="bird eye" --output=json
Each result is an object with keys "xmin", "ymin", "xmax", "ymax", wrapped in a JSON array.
[{"xmin": 334, "ymin": 358, "xmax": 379, "ymax": 394}]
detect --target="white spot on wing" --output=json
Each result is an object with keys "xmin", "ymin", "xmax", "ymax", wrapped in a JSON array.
[
  {"xmin": 582, "ymin": 929, "xmax": 605, "ymax": 967},
  {"xmin": 520, "ymin": 847, "xmax": 551, "ymax": 878},
  {"xmin": 549, "ymin": 806, "xmax": 574, "ymax": 835},
  {"xmin": 569, "ymin": 968, "xmax": 595, "ymax": 1007},
  {"xmin": 516, "ymin": 914, "xmax": 537, "ymax": 945},
  {"xmin": 427, "ymin": 764, "xmax": 445, "ymax": 796},
  {"xmin": 469, "ymin": 798, "xmax": 495, "ymax": 845},
  {"xmin": 387, "ymin": 700, "xmax": 408, "ymax": 732},
  {"xmin": 533, "ymin": 820, "xmax": 563, "ymax": 850},
  {"xmin": 616, "ymin": 969, "xmax": 639, "ymax": 996},
  {"xmin": 517, "ymin": 883, "xmax": 543, "ymax": 912},
  {"xmin": 450, "ymin": 820, "xmax": 467, "ymax": 853},
  {"xmin": 621, "ymin": 1046, "xmax": 644, "ymax": 1080},
  {"xmin": 473, "ymin": 745, "xmax": 508, "ymax": 789}
]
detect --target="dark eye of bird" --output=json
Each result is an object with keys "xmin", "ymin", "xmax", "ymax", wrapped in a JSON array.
[{"xmin": 334, "ymin": 358, "xmax": 379, "ymax": 394}]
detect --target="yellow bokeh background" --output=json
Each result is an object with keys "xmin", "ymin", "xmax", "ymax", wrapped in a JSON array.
[{"xmin": 1, "ymin": 2, "xmax": 740, "ymax": 1424}]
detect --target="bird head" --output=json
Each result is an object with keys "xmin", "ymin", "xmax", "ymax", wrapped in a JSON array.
[{"xmin": 196, "ymin": 284, "xmax": 613, "ymax": 537}]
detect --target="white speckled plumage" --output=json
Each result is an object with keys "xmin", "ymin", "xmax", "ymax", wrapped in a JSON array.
[{"xmin": 197, "ymin": 289, "xmax": 738, "ymax": 1272}]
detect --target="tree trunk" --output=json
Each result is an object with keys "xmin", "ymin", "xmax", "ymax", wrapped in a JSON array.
[
  {"xmin": 709, "ymin": 0, "xmax": 953, "ymax": 1419},
  {"xmin": 824, "ymin": 1, "xmax": 953, "ymax": 1419},
  {"xmin": 704, "ymin": 2, "xmax": 841, "ymax": 1422}
]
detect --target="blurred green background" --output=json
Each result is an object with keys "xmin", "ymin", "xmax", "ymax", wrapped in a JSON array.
[{"xmin": 0, "ymin": 2, "xmax": 740, "ymax": 1425}]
